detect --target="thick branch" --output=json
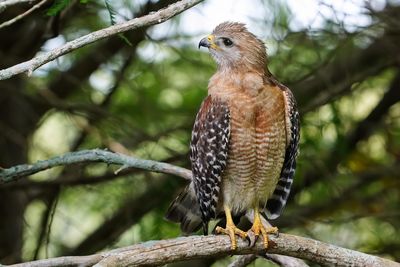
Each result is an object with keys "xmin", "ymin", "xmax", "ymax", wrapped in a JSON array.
[
  {"xmin": 0, "ymin": 149, "xmax": 192, "ymax": 183},
  {"xmin": 8, "ymin": 234, "xmax": 399, "ymax": 267},
  {"xmin": 0, "ymin": 0, "xmax": 204, "ymax": 80}
]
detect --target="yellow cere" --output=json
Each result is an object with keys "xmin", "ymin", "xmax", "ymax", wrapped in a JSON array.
[{"xmin": 207, "ymin": 34, "xmax": 220, "ymax": 50}]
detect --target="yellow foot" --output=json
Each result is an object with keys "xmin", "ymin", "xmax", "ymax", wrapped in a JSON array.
[
  {"xmin": 216, "ymin": 205, "xmax": 247, "ymax": 250},
  {"xmin": 248, "ymin": 210, "xmax": 278, "ymax": 249},
  {"xmin": 215, "ymin": 224, "xmax": 247, "ymax": 250}
]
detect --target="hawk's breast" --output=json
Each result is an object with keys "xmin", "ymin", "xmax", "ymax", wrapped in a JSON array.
[{"xmin": 216, "ymin": 84, "xmax": 287, "ymax": 214}]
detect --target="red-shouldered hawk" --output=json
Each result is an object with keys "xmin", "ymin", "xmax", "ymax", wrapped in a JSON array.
[{"xmin": 166, "ymin": 22, "xmax": 300, "ymax": 250}]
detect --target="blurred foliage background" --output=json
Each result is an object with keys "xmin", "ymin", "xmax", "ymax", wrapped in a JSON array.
[{"xmin": 1, "ymin": 0, "xmax": 400, "ymax": 266}]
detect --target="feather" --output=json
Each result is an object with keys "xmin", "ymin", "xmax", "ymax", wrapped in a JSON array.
[
  {"xmin": 265, "ymin": 86, "xmax": 300, "ymax": 219},
  {"xmin": 190, "ymin": 96, "xmax": 230, "ymax": 230}
]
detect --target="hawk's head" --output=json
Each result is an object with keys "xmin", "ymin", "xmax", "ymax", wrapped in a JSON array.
[{"xmin": 199, "ymin": 22, "xmax": 267, "ymax": 73}]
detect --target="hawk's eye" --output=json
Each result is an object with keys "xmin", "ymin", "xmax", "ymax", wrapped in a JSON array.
[{"xmin": 222, "ymin": 38, "xmax": 233, "ymax": 47}]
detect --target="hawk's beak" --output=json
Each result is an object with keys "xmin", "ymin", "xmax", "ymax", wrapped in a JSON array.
[
  {"xmin": 198, "ymin": 37, "xmax": 210, "ymax": 49},
  {"xmin": 198, "ymin": 34, "xmax": 218, "ymax": 49}
]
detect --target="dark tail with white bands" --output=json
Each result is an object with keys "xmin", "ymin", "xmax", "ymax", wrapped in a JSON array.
[{"xmin": 165, "ymin": 184, "xmax": 203, "ymax": 234}]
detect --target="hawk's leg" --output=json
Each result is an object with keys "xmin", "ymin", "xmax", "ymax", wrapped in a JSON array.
[
  {"xmin": 248, "ymin": 206, "xmax": 278, "ymax": 249},
  {"xmin": 215, "ymin": 205, "xmax": 247, "ymax": 250}
]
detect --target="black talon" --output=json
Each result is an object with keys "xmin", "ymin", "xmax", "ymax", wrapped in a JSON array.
[
  {"xmin": 247, "ymin": 231, "xmax": 257, "ymax": 247},
  {"xmin": 245, "ymin": 235, "xmax": 251, "ymax": 246},
  {"xmin": 253, "ymin": 234, "xmax": 261, "ymax": 247}
]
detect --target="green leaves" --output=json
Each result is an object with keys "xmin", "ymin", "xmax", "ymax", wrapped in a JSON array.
[
  {"xmin": 104, "ymin": 0, "xmax": 117, "ymax": 25},
  {"xmin": 47, "ymin": 0, "xmax": 90, "ymax": 16},
  {"xmin": 46, "ymin": 0, "xmax": 71, "ymax": 16},
  {"xmin": 104, "ymin": 0, "xmax": 132, "ymax": 46}
]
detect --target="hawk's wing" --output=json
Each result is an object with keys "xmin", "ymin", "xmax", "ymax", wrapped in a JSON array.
[
  {"xmin": 265, "ymin": 86, "xmax": 300, "ymax": 219},
  {"xmin": 190, "ymin": 95, "xmax": 230, "ymax": 232}
]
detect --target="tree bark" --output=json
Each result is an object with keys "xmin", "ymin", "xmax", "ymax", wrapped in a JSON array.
[{"xmin": 7, "ymin": 234, "xmax": 399, "ymax": 267}]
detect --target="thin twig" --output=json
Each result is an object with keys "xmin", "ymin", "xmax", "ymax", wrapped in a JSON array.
[
  {"xmin": 32, "ymin": 190, "xmax": 59, "ymax": 260},
  {"xmin": 0, "ymin": 0, "xmax": 204, "ymax": 80},
  {"xmin": 264, "ymin": 254, "xmax": 310, "ymax": 267},
  {"xmin": 230, "ymin": 253, "xmax": 309, "ymax": 267},
  {"xmin": 0, "ymin": 149, "xmax": 192, "ymax": 183},
  {"xmin": 7, "ymin": 233, "xmax": 399, "ymax": 267},
  {"xmin": 45, "ymin": 193, "xmax": 59, "ymax": 259},
  {"xmin": 228, "ymin": 255, "xmax": 257, "ymax": 267},
  {"xmin": 0, "ymin": 0, "xmax": 37, "ymax": 12},
  {"xmin": 0, "ymin": 0, "xmax": 47, "ymax": 29},
  {"xmin": 0, "ymin": 154, "xmax": 186, "ymax": 190}
]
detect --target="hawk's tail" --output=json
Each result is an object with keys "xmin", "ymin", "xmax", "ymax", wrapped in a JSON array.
[{"xmin": 165, "ymin": 184, "xmax": 203, "ymax": 234}]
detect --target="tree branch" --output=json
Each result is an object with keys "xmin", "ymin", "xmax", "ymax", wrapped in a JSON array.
[
  {"xmin": 7, "ymin": 233, "xmax": 399, "ymax": 267},
  {"xmin": 292, "ymin": 29, "xmax": 400, "ymax": 113},
  {"xmin": 0, "ymin": 0, "xmax": 47, "ymax": 29},
  {"xmin": 66, "ymin": 177, "xmax": 178, "ymax": 256},
  {"xmin": 0, "ymin": 0, "xmax": 204, "ymax": 80},
  {"xmin": 290, "ymin": 69, "xmax": 400, "ymax": 200},
  {"xmin": 0, "ymin": 152, "xmax": 397, "ymax": 266},
  {"xmin": 264, "ymin": 254, "xmax": 310, "ymax": 267},
  {"xmin": 278, "ymin": 164, "xmax": 400, "ymax": 228},
  {"xmin": 228, "ymin": 255, "xmax": 257, "ymax": 267},
  {"xmin": 0, "ymin": 149, "xmax": 192, "ymax": 183},
  {"xmin": 0, "ymin": 0, "xmax": 37, "ymax": 12}
]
